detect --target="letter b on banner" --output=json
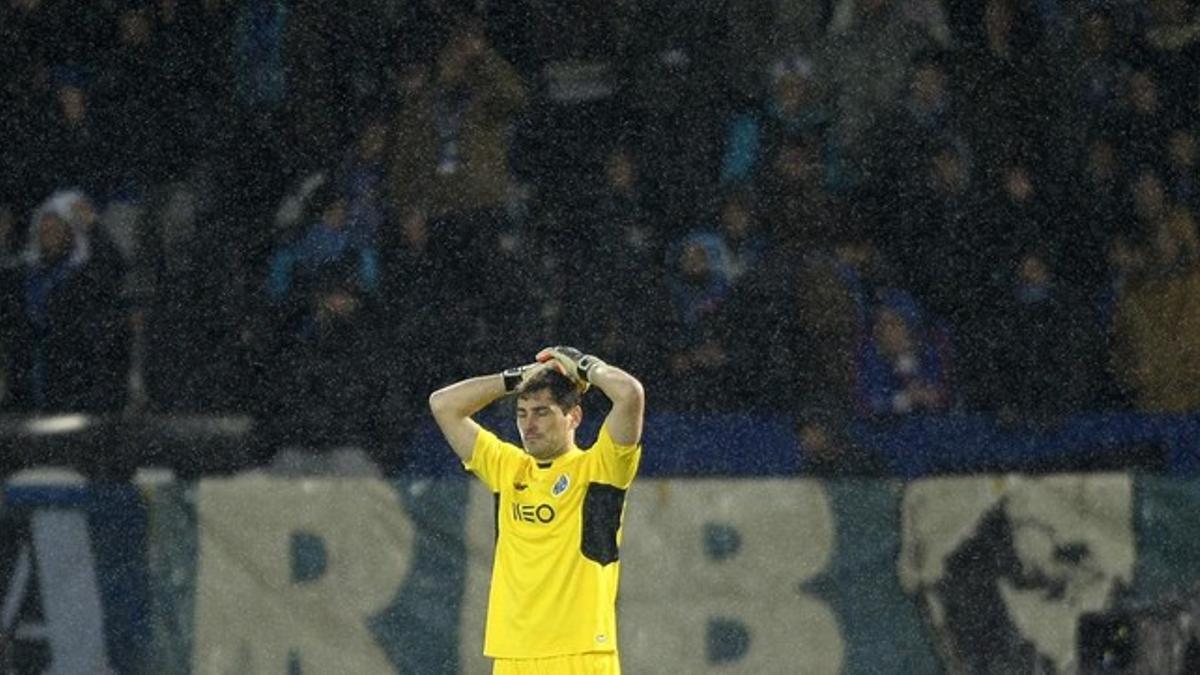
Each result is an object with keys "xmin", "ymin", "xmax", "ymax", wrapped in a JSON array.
[
  {"xmin": 620, "ymin": 479, "xmax": 844, "ymax": 673},
  {"xmin": 193, "ymin": 478, "xmax": 415, "ymax": 674}
]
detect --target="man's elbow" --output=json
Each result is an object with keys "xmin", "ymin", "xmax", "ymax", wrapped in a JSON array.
[
  {"xmin": 428, "ymin": 389, "xmax": 450, "ymax": 418},
  {"xmin": 611, "ymin": 376, "xmax": 645, "ymax": 408}
]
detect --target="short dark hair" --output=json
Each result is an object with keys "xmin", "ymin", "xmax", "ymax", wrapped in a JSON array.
[{"xmin": 515, "ymin": 368, "xmax": 583, "ymax": 411}]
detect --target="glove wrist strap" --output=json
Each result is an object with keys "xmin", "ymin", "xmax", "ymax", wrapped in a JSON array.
[
  {"xmin": 577, "ymin": 355, "xmax": 604, "ymax": 383},
  {"xmin": 502, "ymin": 367, "xmax": 526, "ymax": 393}
]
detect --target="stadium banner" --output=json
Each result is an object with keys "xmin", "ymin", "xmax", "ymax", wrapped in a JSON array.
[
  {"xmin": 0, "ymin": 482, "xmax": 152, "ymax": 675},
  {"xmin": 145, "ymin": 476, "xmax": 469, "ymax": 674},
  {"xmin": 14, "ymin": 473, "xmax": 1200, "ymax": 673},
  {"xmin": 899, "ymin": 473, "xmax": 1137, "ymax": 673}
]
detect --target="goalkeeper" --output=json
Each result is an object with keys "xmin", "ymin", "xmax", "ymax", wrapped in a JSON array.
[{"xmin": 429, "ymin": 346, "xmax": 645, "ymax": 675}]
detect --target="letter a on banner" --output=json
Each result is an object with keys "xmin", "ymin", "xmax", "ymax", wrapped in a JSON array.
[{"xmin": 1, "ymin": 510, "xmax": 116, "ymax": 675}]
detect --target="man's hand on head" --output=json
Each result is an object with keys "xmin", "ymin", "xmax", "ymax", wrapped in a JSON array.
[{"xmin": 536, "ymin": 346, "xmax": 605, "ymax": 392}]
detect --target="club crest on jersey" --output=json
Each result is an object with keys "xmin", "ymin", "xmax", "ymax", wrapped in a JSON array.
[{"xmin": 552, "ymin": 474, "xmax": 570, "ymax": 497}]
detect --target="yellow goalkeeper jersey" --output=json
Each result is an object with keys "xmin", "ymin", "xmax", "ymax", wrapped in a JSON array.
[{"xmin": 464, "ymin": 422, "xmax": 641, "ymax": 658}]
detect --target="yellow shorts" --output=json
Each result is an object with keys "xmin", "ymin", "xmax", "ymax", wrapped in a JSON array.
[{"xmin": 492, "ymin": 652, "xmax": 620, "ymax": 675}]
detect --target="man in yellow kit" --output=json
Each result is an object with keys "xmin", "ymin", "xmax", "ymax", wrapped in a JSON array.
[{"xmin": 429, "ymin": 346, "xmax": 645, "ymax": 675}]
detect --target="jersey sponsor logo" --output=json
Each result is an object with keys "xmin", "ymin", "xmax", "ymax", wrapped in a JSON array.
[
  {"xmin": 511, "ymin": 503, "xmax": 556, "ymax": 524},
  {"xmin": 552, "ymin": 474, "xmax": 570, "ymax": 498}
]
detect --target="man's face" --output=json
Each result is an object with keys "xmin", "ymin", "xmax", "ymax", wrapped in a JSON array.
[{"xmin": 516, "ymin": 389, "xmax": 579, "ymax": 460}]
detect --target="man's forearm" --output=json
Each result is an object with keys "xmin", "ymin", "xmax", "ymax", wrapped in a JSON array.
[
  {"xmin": 587, "ymin": 362, "xmax": 644, "ymax": 406},
  {"xmin": 428, "ymin": 373, "xmax": 511, "ymax": 461},
  {"xmin": 587, "ymin": 361, "xmax": 645, "ymax": 446},
  {"xmin": 429, "ymin": 374, "xmax": 507, "ymax": 421}
]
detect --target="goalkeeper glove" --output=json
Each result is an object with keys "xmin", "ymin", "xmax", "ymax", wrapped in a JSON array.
[{"xmin": 536, "ymin": 346, "xmax": 605, "ymax": 387}]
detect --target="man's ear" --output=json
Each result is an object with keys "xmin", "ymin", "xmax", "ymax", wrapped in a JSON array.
[{"xmin": 568, "ymin": 405, "xmax": 583, "ymax": 430}]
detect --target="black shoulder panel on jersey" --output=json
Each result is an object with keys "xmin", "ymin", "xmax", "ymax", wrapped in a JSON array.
[{"xmin": 581, "ymin": 482, "xmax": 626, "ymax": 565}]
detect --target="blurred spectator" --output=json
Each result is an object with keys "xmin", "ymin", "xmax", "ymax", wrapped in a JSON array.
[
  {"xmin": 953, "ymin": 0, "xmax": 1061, "ymax": 178},
  {"xmin": 660, "ymin": 234, "xmax": 734, "ymax": 410},
  {"xmin": 1065, "ymin": 137, "xmax": 1131, "ymax": 295},
  {"xmin": 664, "ymin": 187, "xmax": 768, "ymax": 296},
  {"xmin": 862, "ymin": 49, "xmax": 966, "ymax": 209},
  {"xmin": 261, "ymin": 165, "xmax": 393, "ymax": 448},
  {"xmin": 503, "ymin": 145, "xmax": 661, "ymax": 395},
  {"xmin": 722, "ymin": 234, "xmax": 860, "ymax": 415},
  {"xmin": 386, "ymin": 16, "xmax": 528, "ymax": 276},
  {"xmin": 231, "ymin": 0, "xmax": 289, "ymax": 112},
  {"xmin": 0, "ymin": 0, "xmax": 51, "ymax": 89},
  {"xmin": 265, "ymin": 277, "xmax": 389, "ymax": 453},
  {"xmin": 338, "ymin": 116, "xmax": 389, "ymax": 249},
  {"xmin": 142, "ymin": 167, "xmax": 258, "ymax": 412},
  {"xmin": 584, "ymin": 144, "xmax": 658, "ymax": 272},
  {"xmin": 1112, "ymin": 202, "xmax": 1200, "ymax": 412},
  {"xmin": 897, "ymin": 140, "xmax": 980, "ymax": 319},
  {"xmin": 621, "ymin": 1, "xmax": 739, "ymax": 233},
  {"xmin": 976, "ymin": 159, "xmax": 1055, "ymax": 280},
  {"xmin": 0, "ymin": 1, "xmax": 109, "ymax": 91},
  {"xmin": 142, "ymin": 176, "xmax": 205, "ymax": 410},
  {"xmin": 1113, "ymin": 67, "xmax": 1170, "ymax": 165},
  {"xmin": 217, "ymin": 0, "xmax": 296, "ymax": 274},
  {"xmin": 289, "ymin": 0, "xmax": 407, "ymax": 166},
  {"xmin": 1071, "ymin": 7, "xmax": 1128, "ymax": 138},
  {"xmin": 484, "ymin": 0, "xmax": 641, "ymax": 82},
  {"xmin": 384, "ymin": 204, "xmax": 512, "ymax": 419},
  {"xmin": 6, "ymin": 193, "xmax": 129, "ymax": 412},
  {"xmin": 711, "ymin": 187, "xmax": 767, "ymax": 282},
  {"xmin": 1164, "ymin": 126, "xmax": 1199, "ymax": 212},
  {"xmin": 55, "ymin": 190, "xmax": 128, "ymax": 297},
  {"xmin": 96, "ymin": 3, "xmax": 166, "ymax": 192},
  {"xmin": 854, "ymin": 290, "xmax": 953, "ymax": 418},
  {"xmin": 984, "ymin": 247, "xmax": 1100, "ymax": 421},
  {"xmin": 1129, "ymin": 166, "xmax": 1173, "ymax": 239},
  {"xmin": 719, "ymin": 54, "xmax": 846, "ymax": 191},
  {"xmin": 1140, "ymin": 0, "xmax": 1200, "ymax": 102},
  {"xmin": 36, "ymin": 68, "xmax": 110, "ymax": 200},
  {"xmin": 821, "ymin": 0, "xmax": 948, "ymax": 155},
  {"xmin": 559, "ymin": 144, "xmax": 662, "ymax": 354},
  {"xmin": 266, "ymin": 182, "xmax": 380, "ymax": 336},
  {"xmin": 1092, "ymin": 232, "xmax": 1148, "ymax": 412},
  {"xmin": 758, "ymin": 134, "xmax": 840, "ymax": 246},
  {"xmin": 829, "ymin": 233, "xmax": 904, "ymax": 325}
]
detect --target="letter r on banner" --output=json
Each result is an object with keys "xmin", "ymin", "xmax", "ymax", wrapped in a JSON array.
[{"xmin": 193, "ymin": 478, "xmax": 415, "ymax": 674}]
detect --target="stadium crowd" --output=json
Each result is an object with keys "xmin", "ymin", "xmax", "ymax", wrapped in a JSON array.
[{"xmin": 2, "ymin": 0, "xmax": 1200, "ymax": 468}]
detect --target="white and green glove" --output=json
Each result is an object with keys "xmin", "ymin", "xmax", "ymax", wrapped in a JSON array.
[{"xmin": 535, "ymin": 345, "xmax": 605, "ymax": 391}]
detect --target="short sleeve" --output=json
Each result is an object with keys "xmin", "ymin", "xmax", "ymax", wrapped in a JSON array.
[
  {"xmin": 463, "ymin": 427, "xmax": 524, "ymax": 492},
  {"xmin": 590, "ymin": 423, "xmax": 642, "ymax": 489}
]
